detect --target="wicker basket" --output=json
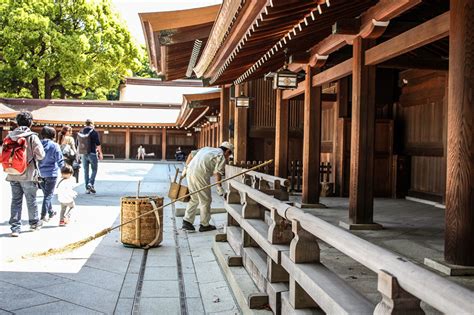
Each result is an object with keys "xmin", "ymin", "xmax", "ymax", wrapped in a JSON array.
[{"xmin": 120, "ymin": 196, "xmax": 163, "ymax": 248}]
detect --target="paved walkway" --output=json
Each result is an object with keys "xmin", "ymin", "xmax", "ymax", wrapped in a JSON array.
[{"xmin": 0, "ymin": 162, "xmax": 239, "ymax": 314}]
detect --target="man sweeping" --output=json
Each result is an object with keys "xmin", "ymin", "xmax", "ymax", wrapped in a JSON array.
[{"xmin": 181, "ymin": 141, "xmax": 233, "ymax": 232}]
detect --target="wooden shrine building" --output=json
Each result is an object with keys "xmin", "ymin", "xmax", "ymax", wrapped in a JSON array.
[
  {"xmin": 0, "ymin": 79, "xmax": 223, "ymax": 160},
  {"xmin": 139, "ymin": 0, "xmax": 474, "ymax": 314}
]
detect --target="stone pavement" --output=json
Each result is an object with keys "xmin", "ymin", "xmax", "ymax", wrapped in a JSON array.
[{"xmin": 0, "ymin": 162, "xmax": 239, "ymax": 314}]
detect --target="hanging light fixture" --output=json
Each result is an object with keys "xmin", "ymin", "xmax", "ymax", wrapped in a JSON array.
[
  {"xmin": 265, "ymin": 48, "xmax": 301, "ymax": 90},
  {"xmin": 207, "ymin": 115, "xmax": 218, "ymax": 123},
  {"xmin": 194, "ymin": 127, "xmax": 202, "ymax": 132},
  {"xmin": 233, "ymin": 90, "xmax": 254, "ymax": 108},
  {"xmin": 186, "ymin": 132, "xmax": 193, "ymax": 137}
]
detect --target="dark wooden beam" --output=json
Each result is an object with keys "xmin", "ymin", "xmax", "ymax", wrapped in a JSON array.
[
  {"xmin": 365, "ymin": 11, "xmax": 450, "ymax": 66},
  {"xmin": 445, "ymin": 0, "xmax": 474, "ymax": 266},
  {"xmin": 282, "ymin": 81, "xmax": 305, "ymax": 100},
  {"xmin": 332, "ymin": 19, "xmax": 361, "ymax": 35},
  {"xmin": 378, "ymin": 58, "xmax": 449, "ymax": 71},
  {"xmin": 308, "ymin": 0, "xmax": 422, "ymax": 67},
  {"xmin": 312, "ymin": 59, "xmax": 353, "ymax": 87},
  {"xmin": 158, "ymin": 22, "xmax": 213, "ymax": 45},
  {"xmin": 302, "ymin": 65, "xmax": 322, "ymax": 205},
  {"xmin": 274, "ymin": 89, "xmax": 289, "ymax": 178},
  {"xmin": 348, "ymin": 37, "xmax": 376, "ymax": 224}
]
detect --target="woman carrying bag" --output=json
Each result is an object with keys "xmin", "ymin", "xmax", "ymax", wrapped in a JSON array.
[{"xmin": 57, "ymin": 125, "xmax": 80, "ymax": 182}]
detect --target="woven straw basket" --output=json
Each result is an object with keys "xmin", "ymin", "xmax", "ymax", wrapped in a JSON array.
[{"xmin": 120, "ymin": 196, "xmax": 163, "ymax": 248}]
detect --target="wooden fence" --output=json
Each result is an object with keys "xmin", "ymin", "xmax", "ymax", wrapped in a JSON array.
[
  {"xmin": 230, "ymin": 160, "xmax": 333, "ymax": 194},
  {"xmin": 214, "ymin": 166, "xmax": 474, "ymax": 314}
]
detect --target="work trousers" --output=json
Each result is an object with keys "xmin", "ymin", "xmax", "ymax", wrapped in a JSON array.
[{"xmin": 183, "ymin": 173, "xmax": 212, "ymax": 226}]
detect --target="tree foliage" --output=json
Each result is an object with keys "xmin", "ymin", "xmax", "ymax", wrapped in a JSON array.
[
  {"xmin": 0, "ymin": 0, "xmax": 141, "ymax": 99},
  {"xmin": 133, "ymin": 45, "xmax": 160, "ymax": 79}
]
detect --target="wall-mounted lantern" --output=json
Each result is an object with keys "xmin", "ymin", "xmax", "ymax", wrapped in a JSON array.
[{"xmin": 104, "ymin": 130, "xmax": 109, "ymax": 135}]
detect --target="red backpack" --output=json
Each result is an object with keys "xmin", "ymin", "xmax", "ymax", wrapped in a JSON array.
[{"xmin": 1, "ymin": 135, "xmax": 29, "ymax": 175}]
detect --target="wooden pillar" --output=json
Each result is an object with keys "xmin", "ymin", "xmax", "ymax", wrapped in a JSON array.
[
  {"xmin": 335, "ymin": 78, "xmax": 350, "ymax": 196},
  {"xmin": 207, "ymin": 126, "xmax": 211, "ymax": 146},
  {"xmin": 445, "ymin": 0, "xmax": 474, "ymax": 266},
  {"xmin": 125, "ymin": 128, "xmax": 131, "ymax": 160},
  {"xmin": 301, "ymin": 65, "xmax": 322, "ymax": 205},
  {"xmin": 161, "ymin": 128, "xmax": 167, "ymax": 160},
  {"xmin": 348, "ymin": 36, "xmax": 376, "ymax": 224},
  {"xmin": 275, "ymin": 89, "xmax": 289, "ymax": 178},
  {"xmin": 220, "ymin": 86, "xmax": 230, "ymax": 143},
  {"xmin": 212, "ymin": 125, "xmax": 215, "ymax": 147},
  {"xmin": 234, "ymin": 83, "xmax": 248, "ymax": 162}
]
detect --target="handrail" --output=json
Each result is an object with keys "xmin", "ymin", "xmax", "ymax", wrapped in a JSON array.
[
  {"xmin": 245, "ymin": 170, "xmax": 290, "ymax": 187},
  {"xmin": 228, "ymin": 179, "xmax": 474, "ymax": 314},
  {"xmin": 226, "ymin": 165, "xmax": 290, "ymax": 187}
]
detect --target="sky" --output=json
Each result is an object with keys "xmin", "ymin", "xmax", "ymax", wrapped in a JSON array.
[{"xmin": 111, "ymin": 0, "xmax": 222, "ymax": 45}]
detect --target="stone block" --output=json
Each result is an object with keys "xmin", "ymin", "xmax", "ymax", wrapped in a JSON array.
[
  {"xmin": 13, "ymin": 301, "xmax": 101, "ymax": 315},
  {"xmin": 143, "ymin": 266, "xmax": 178, "ymax": 281},
  {"xmin": 141, "ymin": 280, "xmax": 180, "ymax": 298}
]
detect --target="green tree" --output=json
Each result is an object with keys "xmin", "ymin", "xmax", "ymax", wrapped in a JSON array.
[
  {"xmin": 133, "ymin": 45, "xmax": 160, "ymax": 79},
  {"xmin": 0, "ymin": 0, "xmax": 141, "ymax": 99}
]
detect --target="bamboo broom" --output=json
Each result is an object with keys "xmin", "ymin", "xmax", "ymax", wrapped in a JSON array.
[{"xmin": 20, "ymin": 159, "xmax": 274, "ymax": 259}]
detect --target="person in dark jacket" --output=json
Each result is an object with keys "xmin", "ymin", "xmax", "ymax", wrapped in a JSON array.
[
  {"xmin": 78, "ymin": 119, "xmax": 103, "ymax": 194},
  {"xmin": 39, "ymin": 126, "xmax": 64, "ymax": 222}
]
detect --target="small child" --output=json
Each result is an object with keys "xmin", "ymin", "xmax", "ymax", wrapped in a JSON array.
[{"xmin": 56, "ymin": 165, "xmax": 77, "ymax": 226}]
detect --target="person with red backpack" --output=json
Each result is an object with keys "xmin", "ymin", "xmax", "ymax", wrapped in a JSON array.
[{"xmin": 2, "ymin": 111, "xmax": 45, "ymax": 237}]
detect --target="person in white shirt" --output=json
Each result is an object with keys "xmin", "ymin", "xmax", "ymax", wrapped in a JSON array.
[
  {"xmin": 182, "ymin": 141, "xmax": 233, "ymax": 232},
  {"xmin": 137, "ymin": 145, "xmax": 146, "ymax": 160},
  {"xmin": 56, "ymin": 164, "xmax": 77, "ymax": 226}
]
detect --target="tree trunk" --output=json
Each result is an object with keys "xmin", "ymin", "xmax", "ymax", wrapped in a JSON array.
[{"xmin": 30, "ymin": 78, "xmax": 40, "ymax": 99}]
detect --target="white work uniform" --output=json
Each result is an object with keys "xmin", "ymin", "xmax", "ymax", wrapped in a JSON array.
[{"xmin": 183, "ymin": 147, "xmax": 226, "ymax": 226}]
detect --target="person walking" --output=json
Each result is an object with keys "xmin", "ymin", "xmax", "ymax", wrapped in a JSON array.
[
  {"xmin": 57, "ymin": 125, "xmax": 77, "ymax": 165},
  {"xmin": 77, "ymin": 119, "xmax": 103, "ymax": 194},
  {"xmin": 58, "ymin": 125, "xmax": 80, "ymax": 182},
  {"xmin": 3, "ymin": 111, "xmax": 45, "ymax": 237},
  {"xmin": 38, "ymin": 126, "xmax": 64, "ymax": 222},
  {"xmin": 181, "ymin": 141, "xmax": 233, "ymax": 232},
  {"xmin": 56, "ymin": 164, "xmax": 77, "ymax": 226}
]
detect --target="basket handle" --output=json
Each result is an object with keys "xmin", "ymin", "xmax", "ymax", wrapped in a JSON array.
[
  {"xmin": 173, "ymin": 168, "xmax": 179, "ymax": 183},
  {"xmin": 178, "ymin": 174, "xmax": 185, "ymax": 185}
]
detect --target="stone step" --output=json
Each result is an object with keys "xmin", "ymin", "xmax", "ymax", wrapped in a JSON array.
[{"xmin": 213, "ymin": 241, "xmax": 272, "ymax": 314}]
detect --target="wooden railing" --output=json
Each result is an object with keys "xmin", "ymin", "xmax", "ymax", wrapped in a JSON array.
[
  {"xmin": 229, "ymin": 160, "xmax": 274, "ymax": 175},
  {"xmin": 226, "ymin": 165, "xmax": 290, "ymax": 201},
  {"xmin": 217, "ymin": 172, "xmax": 474, "ymax": 314}
]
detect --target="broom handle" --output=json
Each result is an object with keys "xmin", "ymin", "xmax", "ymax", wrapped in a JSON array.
[{"xmin": 111, "ymin": 159, "xmax": 273, "ymax": 231}]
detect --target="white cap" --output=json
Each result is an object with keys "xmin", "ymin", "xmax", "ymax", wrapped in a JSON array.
[{"xmin": 220, "ymin": 141, "xmax": 234, "ymax": 153}]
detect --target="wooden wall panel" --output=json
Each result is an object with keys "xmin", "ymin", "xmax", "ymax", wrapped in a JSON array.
[
  {"xmin": 249, "ymin": 78, "xmax": 276, "ymax": 128},
  {"xmin": 249, "ymin": 78, "xmax": 304, "ymax": 130},
  {"xmin": 410, "ymin": 156, "xmax": 445, "ymax": 198},
  {"xmin": 397, "ymin": 69, "xmax": 447, "ymax": 199}
]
